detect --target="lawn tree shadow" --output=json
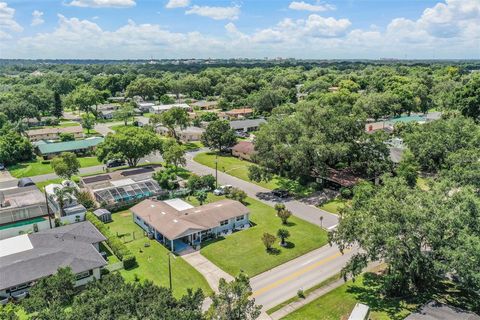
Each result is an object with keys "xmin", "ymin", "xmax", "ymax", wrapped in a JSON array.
[
  {"xmin": 284, "ymin": 221, "xmax": 297, "ymax": 227},
  {"xmin": 267, "ymin": 248, "xmax": 281, "ymax": 255},
  {"xmin": 283, "ymin": 241, "xmax": 295, "ymax": 249},
  {"xmin": 346, "ymin": 273, "xmax": 424, "ymax": 320}
]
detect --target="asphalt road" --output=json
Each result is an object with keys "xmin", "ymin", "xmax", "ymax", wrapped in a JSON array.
[
  {"xmin": 185, "ymin": 151, "xmax": 339, "ymax": 229},
  {"xmin": 250, "ymin": 245, "xmax": 355, "ymax": 311}
]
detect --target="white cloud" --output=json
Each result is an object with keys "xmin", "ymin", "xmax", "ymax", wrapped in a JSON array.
[
  {"xmin": 165, "ymin": 0, "xmax": 190, "ymax": 9},
  {"xmin": 186, "ymin": 5, "xmax": 240, "ymax": 20},
  {"xmin": 2, "ymin": 0, "xmax": 480, "ymax": 59},
  {"xmin": 11, "ymin": 15, "xmax": 224, "ymax": 59},
  {"xmin": 0, "ymin": 2, "xmax": 22, "ymax": 39},
  {"xmin": 289, "ymin": 1, "xmax": 334, "ymax": 12},
  {"xmin": 31, "ymin": 10, "xmax": 44, "ymax": 26},
  {"xmin": 67, "ymin": 0, "xmax": 136, "ymax": 8}
]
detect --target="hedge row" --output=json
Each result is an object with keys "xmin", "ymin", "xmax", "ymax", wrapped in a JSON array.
[{"xmin": 86, "ymin": 212, "xmax": 136, "ymax": 268}]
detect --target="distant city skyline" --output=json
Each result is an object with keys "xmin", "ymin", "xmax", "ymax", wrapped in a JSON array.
[{"xmin": 0, "ymin": 0, "xmax": 479, "ymax": 59}]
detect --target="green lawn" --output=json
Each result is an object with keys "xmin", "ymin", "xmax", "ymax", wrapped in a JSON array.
[
  {"xmin": 319, "ymin": 198, "xmax": 347, "ymax": 214},
  {"xmin": 194, "ymin": 152, "xmax": 280, "ymax": 190},
  {"xmin": 107, "ymin": 210, "xmax": 213, "ymax": 298},
  {"xmin": 29, "ymin": 122, "xmax": 80, "ymax": 130},
  {"xmin": 282, "ymin": 273, "xmax": 417, "ymax": 320},
  {"xmin": 194, "ymin": 194, "xmax": 328, "ymax": 276},
  {"xmin": 110, "ymin": 124, "xmax": 135, "ymax": 132},
  {"xmin": 8, "ymin": 157, "xmax": 101, "ymax": 178}
]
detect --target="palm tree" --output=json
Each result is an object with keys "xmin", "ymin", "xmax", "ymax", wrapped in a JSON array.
[
  {"xmin": 195, "ymin": 190, "xmax": 207, "ymax": 205},
  {"xmin": 53, "ymin": 186, "xmax": 75, "ymax": 216},
  {"xmin": 277, "ymin": 229, "xmax": 290, "ymax": 247}
]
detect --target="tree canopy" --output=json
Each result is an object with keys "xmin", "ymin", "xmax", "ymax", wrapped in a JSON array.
[{"xmin": 96, "ymin": 127, "xmax": 162, "ymax": 167}]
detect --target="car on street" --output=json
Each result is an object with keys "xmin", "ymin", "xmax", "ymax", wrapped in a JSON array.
[
  {"xmin": 0, "ymin": 163, "xmax": 5, "ymax": 171},
  {"xmin": 106, "ymin": 159, "xmax": 126, "ymax": 168},
  {"xmin": 213, "ymin": 184, "xmax": 233, "ymax": 195}
]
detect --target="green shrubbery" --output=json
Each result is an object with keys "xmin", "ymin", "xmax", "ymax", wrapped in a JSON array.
[{"xmin": 86, "ymin": 212, "xmax": 136, "ymax": 268}]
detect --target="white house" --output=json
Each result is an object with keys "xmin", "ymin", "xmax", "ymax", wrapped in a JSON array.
[
  {"xmin": 149, "ymin": 103, "xmax": 191, "ymax": 114},
  {"xmin": 0, "ymin": 222, "xmax": 106, "ymax": 301},
  {"xmin": 131, "ymin": 198, "xmax": 250, "ymax": 252}
]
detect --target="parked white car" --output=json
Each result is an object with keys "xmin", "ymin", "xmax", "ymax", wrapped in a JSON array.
[{"xmin": 213, "ymin": 185, "xmax": 233, "ymax": 196}]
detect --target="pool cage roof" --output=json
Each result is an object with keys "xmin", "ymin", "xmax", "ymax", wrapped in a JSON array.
[{"xmin": 94, "ymin": 180, "xmax": 162, "ymax": 205}]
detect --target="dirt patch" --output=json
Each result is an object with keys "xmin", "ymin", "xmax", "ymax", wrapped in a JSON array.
[{"xmin": 120, "ymin": 211, "xmax": 131, "ymax": 217}]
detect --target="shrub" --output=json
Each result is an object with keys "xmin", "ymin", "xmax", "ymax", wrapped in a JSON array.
[
  {"xmin": 340, "ymin": 187, "xmax": 353, "ymax": 199},
  {"xmin": 86, "ymin": 212, "xmax": 136, "ymax": 265},
  {"xmin": 261, "ymin": 233, "xmax": 276, "ymax": 251},
  {"xmin": 277, "ymin": 209, "xmax": 292, "ymax": 225},
  {"xmin": 123, "ymin": 255, "xmax": 137, "ymax": 269},
  {"xmin": 76, "ymin": 190, "xmax": 96, "ymax": 209},
  {"xmin": 297, "ymin": 289, "xmax": 305, "ymax": 299},
  {"xmin": 226, "ymin": 187, "xmax": 247, "ymax": 204}
]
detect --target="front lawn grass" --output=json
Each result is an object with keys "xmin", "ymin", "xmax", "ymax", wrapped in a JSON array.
[
  {"xmin": 282, "ymin": 273, "xmax": 418, "ymax": 320},
  {"xmin": 195, "ymin": 194, "xmax": 328, "ymax": 276},
  {"xmin": 8, "ymin": 156, "xmax": 101, "ymax": 178},
  {"xmin": 29, "ymin": 122, "xmax": 80, "ymax": 129},
  {"xmin": 194, "ymin": 152, "xmax": 280, "ymax": 190},
  {"xmin": 108, "ymin": 210, "xmax": 213, "ymax": 298},
  {"xmin": 319, "ymin": 198, "xmax": 347, "ymax": 214}
]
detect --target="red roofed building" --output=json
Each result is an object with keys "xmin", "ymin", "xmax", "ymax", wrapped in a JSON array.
[{"xmin": 232, "ymin": 141, "xmax": 256, "ymax": 161}]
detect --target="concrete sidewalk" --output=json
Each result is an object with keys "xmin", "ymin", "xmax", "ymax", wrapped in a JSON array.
[
  {"xmin": 182, "ymin": 251, "xmax": 234, "ymax": 293},
  {"xmin": 269, "ymin": 278, "xmax": 345, "ymax": 319}
]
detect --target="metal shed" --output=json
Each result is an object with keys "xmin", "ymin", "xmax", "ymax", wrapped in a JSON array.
[{"xmin": 92, "ymin": 209, "xmax": 112, "ymax": 223}]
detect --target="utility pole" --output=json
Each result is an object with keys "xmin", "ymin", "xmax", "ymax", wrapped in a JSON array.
[
  {"xmin": 45, "ymin": 191, "xmax": 52, "ymax": 229},
  {"xmin": 167, "ymin": 252, "xmax": 176, "ymax": 291},
  {"xmin": 215, "ymin": 154, "xmax": 218, "ymax": 188}
]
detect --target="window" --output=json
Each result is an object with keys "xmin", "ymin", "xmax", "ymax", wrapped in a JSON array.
[
  {"xmin": 75, "ymin": 270, "xmax": 92, "ymax": 280},
  {"xmin": 236, "ymin": 215, "xmax": 244, "ymax": 221},
  {"xmin": 220, "ymin": 219, "xmax": 228, "ymax": 226}
]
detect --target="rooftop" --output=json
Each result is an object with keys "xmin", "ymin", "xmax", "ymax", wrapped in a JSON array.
[
  {"xmin": 26, "ymin": 125, "xmax": 83, "ymax": 137},
  {"xmin": 226, "ymin": 108, "xmax": 253, "ymax": 115},
  {"xmin": 229, "ymin": 118, "xmax": 267, "ymax": 130},
  {"xmin": 0, "ymin": 221, "xmax": 106, "ymax": 291},
  {"xmin": 150, "ymin": 103, "xmax": 190, "ymax": 111},
  {"xmin": 232, "ymin": 141, "xmax": 255, "ymax": 155},
  {"xmin": 131, "ymin": 198, "xmax": 249, "ymax": 240},
  {"xmin": 37, "ymin": 137, "xmax": 104, "ymax": 155},
  {"xmin": 405, "ymin": 301, "xmax": 480, "ymax": 320},
  {"xmin": 0, "ymin": 185, "xmax": 45, "ymax": 210}
]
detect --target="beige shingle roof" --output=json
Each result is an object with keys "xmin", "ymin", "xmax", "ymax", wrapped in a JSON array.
[
  {"xmin": 130, "ymin": 199, "xmax": 249, "ymax": 240},
  {"xmin": 26, "ymin": 126, "xmax": 83, "ymax": 137}
]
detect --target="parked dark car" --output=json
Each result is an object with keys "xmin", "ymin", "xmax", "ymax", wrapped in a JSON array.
[
  {"xmin": 0, "ymin": 163, "xmax": 5, "ymax": 171},
  {"xmin": 106, "ymin": 159, "xmax": 126, "ymax": 168},
  {"xmin": 272, "ymin": 189, "xmax": 290, "ymax": 198}
]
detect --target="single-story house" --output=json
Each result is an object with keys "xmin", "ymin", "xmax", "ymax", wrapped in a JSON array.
[
  {"xmin": 319, "ymin": 168, "xmax": 361, "ymax": 189},
  {"xmin": 108, "ymin": 97, "xmax": 125, "ymax": 103},
  {"xmin": 99, "ymin": 109, "xmax": 116, "ymax": 120},
  {"xmin": 81, "ymin": 166, "xmax": 165, "ymax": 210},
  {"xmin": 26, "ymin": 126, "xmax": 84, "ymax": 142},
  {"xmin": 149, "ymin": 103, "xmax": 191, "ymax": 114},
  {"xmin": 156, "ymin": 126, "xmax": 205, "ymax": 142},
  {"xmin": 225, "ymin": 108, "xmax": 254, "ymax": 119},
  {"xmin": 137, "ymin": 102, "xmax": 156, "ymax": 112},
  {"xmin": 36, "ymin": 137, "xmax": 104, "ymax": 159},
  {"xmin": 190, "ymin": 100, "xmax": 218, "ymax": 110},
  {"xmin": 232, "ymin": 141, "xmax": 255, "ymax": 161},
  {"xmin": 0, "ymin": 185, "xmax": 48, "ymax": 228},
  {"xmin": 0, "ymin": 221, "xmax": 106, "ymax": 300},
  {"xmin": 131, "ymin": 198, "xmax": 250, "ymax": 252},
  {"xmin": 229, "ymin": 119, "xmax": 267, "ymax": 133},
  {"xmin": 405, "ymin": 301, "xmax": 480, "ymax": 320}
]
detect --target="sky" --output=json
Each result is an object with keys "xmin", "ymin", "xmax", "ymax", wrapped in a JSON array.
[{"xmin": 0, "ymin": 0, "xmax": 479, "ymax": 59}]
